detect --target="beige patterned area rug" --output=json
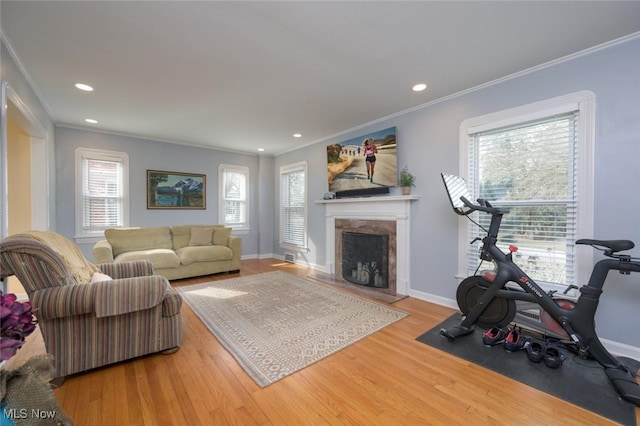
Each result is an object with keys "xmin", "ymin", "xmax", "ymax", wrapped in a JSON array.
[{"xmin": 177, "ymin": 271, "xmax": 408, "ymax": 387}]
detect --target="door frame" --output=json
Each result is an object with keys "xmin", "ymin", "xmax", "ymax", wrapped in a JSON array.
[{"xmin": 1, "ymin": 81, "xmax": 51, "ymax": 293}]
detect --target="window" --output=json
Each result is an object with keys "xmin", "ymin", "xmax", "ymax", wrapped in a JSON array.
[
  {"xmin": 219, "ymin": 164, "xmax": 249, "ymax": 231},
  {"xmin": 459, "ymin": 92, "xmax": 594, "ymax": 289},
  {"xmin": 75, "ymin": 148, "xmax": 129, "ymax": 242},
  {"xmin": 280, "ymin": 161, "xmax": 307, "ymax": 249}
]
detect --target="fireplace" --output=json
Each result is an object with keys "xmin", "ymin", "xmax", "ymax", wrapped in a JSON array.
[
  {"xmin": 335, "ymin": 218, "xmax": 396, "ymax": 295},
  {"xmin": 318, "ymin": 195, "xmax": 417, "ymax": 296},
  {"xmin": 342, "ymin": 232, "xmax": 389, "ymax": 288}
]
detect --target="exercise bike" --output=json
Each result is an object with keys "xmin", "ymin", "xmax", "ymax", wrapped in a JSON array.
[{"xmin": 440, "ymin": 173, "xmax": 640, "ymax": 406}]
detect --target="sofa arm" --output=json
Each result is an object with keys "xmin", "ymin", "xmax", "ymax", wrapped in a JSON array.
[
  {"xmin": 30, "ymin": 276, "xmax": 169, "ymax": 320},
  {"xmin": 98, "ymin": 260, "xmax": 154, "ymax": 279},
  {"xmin": 93, "ymin": 239, "xmax": 114, "ymax": 263},
  {"xmin": 228, "ymin": 235, "xmax": 242, "ymax": 271},
  {"xmin": 92, "ymin": 277, "xmax": 168, "ymax": 318}
]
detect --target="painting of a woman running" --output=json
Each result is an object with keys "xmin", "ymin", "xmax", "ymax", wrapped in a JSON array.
[{"xmin": 326, "ymin": 126, "xmax": 397, "ymax": 193}]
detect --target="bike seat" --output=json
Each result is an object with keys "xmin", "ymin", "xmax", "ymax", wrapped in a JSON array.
[{"xmin": 575, "ymin": 239, "xmax": 635, "ymax": 253}]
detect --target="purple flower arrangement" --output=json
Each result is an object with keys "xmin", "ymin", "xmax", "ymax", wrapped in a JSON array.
[{"xmin": 0, "ymin": 291, "xmax": 38, "ymax": 361}]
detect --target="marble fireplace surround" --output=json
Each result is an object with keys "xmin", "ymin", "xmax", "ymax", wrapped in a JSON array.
[{"xmin": 317, "ymin": 195, "xmax": 419, "ymax": 296}]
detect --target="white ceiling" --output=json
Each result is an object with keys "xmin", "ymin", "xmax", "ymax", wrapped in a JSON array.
[{"xmin": 2, "ymin": 1, "xmax": 640, "ymax": 155}]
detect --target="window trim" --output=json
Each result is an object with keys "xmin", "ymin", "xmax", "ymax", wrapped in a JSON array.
[
  {"xmin": 218, "ymin": 164, "xmax": 250, "ymax": 232},
  {"xmin": 74, "ymin": 147, "xmax": 129, "ymax": 243},
  {"xmin": 457, "ymin": 91, "xmax": 595, "ymax": 288},
  {"xmin": 279, "ymin": 160, "xmax": 308, "ymax": 251}
]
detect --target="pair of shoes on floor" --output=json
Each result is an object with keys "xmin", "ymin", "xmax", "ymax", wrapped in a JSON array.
[
  {"xmin": 482, "ymin": 327, "xmax": 530, "ymax": 352},
  {"xmin": 527, "ymin": 339, "xmax": 567, "ymax": 368},
  {"xmin": 504, "ymin": 328, "xmax": 530, "ymax": 352},
  {"xmin": 482, "ymin": 326, "xmax": 506, "ymax": 346}
]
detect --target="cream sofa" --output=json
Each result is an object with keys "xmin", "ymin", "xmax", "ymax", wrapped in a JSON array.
[{"xmin": 93, "ymin": 225, "xmax": 241, "ymax": 280}]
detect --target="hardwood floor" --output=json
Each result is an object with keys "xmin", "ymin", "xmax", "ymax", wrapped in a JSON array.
[{"xmin": 8, "ymin": 259, "xmax": 639, "ymax": 425}]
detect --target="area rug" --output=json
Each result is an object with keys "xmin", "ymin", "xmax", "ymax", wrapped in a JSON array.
[
  {"xmin": 416, "ymin": 314, "xmax": 638, "ymax": 425},
  {"xmin": 177, "ymin": 271, "xmax": 408, "ymax": 387}
]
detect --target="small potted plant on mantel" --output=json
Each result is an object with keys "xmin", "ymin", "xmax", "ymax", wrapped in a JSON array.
[{"xmin": 399, "ymin": 165, "xmax": 415, "ymax": 195}]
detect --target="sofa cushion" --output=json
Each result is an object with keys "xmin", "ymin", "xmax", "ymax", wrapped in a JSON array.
[
  {"xmin": 213, "ymin": 227, "xmax": 232, "ymax": 246},
  {"xmin": 189, "ymin": 227, "xmax": 214, "ymax": 246},
  {"xmin": 115, "ymin": 249, "xmax": 180, "ymax": 269},
  {"xmin": 171, "ymin": 225, "xmax": 223, "ymax": 250},
  {"xmin": 106, "ymin": 226, "xmax": 172, "ymax": 257},
  {"xmin": 91, "ymin": 272, "xmax": 113, "ymax": 283},
  {"xmin": 175, "ymin": 246, "xmax": 233, "ymax": 266}
]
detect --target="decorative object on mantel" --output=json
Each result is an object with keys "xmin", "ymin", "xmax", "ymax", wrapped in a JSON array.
[
  {"xmin": 0, "ymin": 291, "xmax": 38, "ymax": 362},
  {"xmin": 399, "ymin": 165, "xmax": 416, "ymax": 195},
  {"xmin": 323, "ymin": 191, "xmax": 336, "ymax": 200}
]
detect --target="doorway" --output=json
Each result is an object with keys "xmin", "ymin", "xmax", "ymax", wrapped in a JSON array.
[{"xmin": 1, "ymin": 83, "xmax": 50, "ymax": 296}]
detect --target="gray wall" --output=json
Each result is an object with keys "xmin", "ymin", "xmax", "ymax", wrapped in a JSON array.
[
  {"xmin": 54, "ymin": 126, "xmax": 265, "ymax": 259},
  {"xmin": 274, "ymin": 36, "xmax": 640, "ymax": 348}
]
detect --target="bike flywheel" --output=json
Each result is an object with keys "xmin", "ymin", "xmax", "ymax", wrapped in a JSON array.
[{"xmin": 456, "ymin": 276, "xmax": 516, "ymax": 329}]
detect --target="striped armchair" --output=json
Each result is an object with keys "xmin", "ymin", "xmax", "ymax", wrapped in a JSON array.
[{"xmin": 0, "ymin": 231, "xmax": 183, "ymax": 379}]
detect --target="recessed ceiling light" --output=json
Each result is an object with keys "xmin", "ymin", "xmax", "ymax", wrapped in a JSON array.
[
  {"xmin": 293, "ymin": 133, "xmax": 302, "ymax": 138},
  {"xmin": 75, "ymin": 83, "xmax": 94, "ymax": 92},
  {"xmin": 412, "ymin": 83, "xmax": 427, "ymax": 92},
  {"xmin": 85, "ymin": 118, "xmax": 98, "ymax": 124},
  {"xmin": 257, "ymin": 148, "xmax": 265, "ymax": 152}
]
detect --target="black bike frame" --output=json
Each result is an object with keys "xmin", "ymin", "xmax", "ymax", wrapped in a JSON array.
[
  {"xmin": 440, "ymin": 173, "xmax": 640, "ymax": 405},
  {"xmin": 459, "ymin": 209, "xmax": 640, "ymax": 370}
]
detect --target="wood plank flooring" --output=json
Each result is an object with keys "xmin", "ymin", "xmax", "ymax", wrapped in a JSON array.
[{"xmin": 7, "ymin": 259, "xmax": 639, "ymax": 425}]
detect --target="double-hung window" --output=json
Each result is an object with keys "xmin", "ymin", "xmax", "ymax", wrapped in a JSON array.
[
  {"xmin": 219, "ymin": 164, "xmax": 249, "ymax": 231},
  {"xmin": 75, "ymin": 148, "xmax": 129, "ymax": 242},
  {"xmin": 459, "ymin": 92, "xmax": 594, "ymax": 290},
  {"xmin": 279, "ymin": 161, "xmax": 307, "ymax": 250}
]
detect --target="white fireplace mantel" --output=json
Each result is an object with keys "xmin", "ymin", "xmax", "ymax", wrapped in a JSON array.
[{"xmin": 316, "ymin": 195, "xmax": 419, "ymax": 295}]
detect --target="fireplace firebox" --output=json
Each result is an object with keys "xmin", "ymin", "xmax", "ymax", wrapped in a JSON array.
[{"xmin": 341, "ymin": 232, "xmax": 389, "ymax": 288}]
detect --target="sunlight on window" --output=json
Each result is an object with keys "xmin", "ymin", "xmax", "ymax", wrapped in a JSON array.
[{"xmin": 188, "ymin": 287, "xmax": 248, "ymax": 299}]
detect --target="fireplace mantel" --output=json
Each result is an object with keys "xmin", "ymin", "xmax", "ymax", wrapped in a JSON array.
[
  {"xmin": 316, "ymin": 195, "xmax": 419, "ymax": 295},
  {"xmin": 316, "ymin": 195, "xmax": 419, "ymax": 205}
]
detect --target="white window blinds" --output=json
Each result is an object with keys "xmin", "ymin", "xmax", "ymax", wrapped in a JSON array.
[
  {"xmin": 280, "ymin": 162, "xmax": 307, "ymax": 248},
  {"xmin": 467, "ymin": 112, "xmax": 579, "ymax": 287},
  {"xmin": 75, "ymin": 148, "xmax": 129, "ymax": 239},
  {"xmin": 220, "ymin": 165, "xmax": 249, "ymax": 229},
  {"xmin": 81, "ymin": 154, "xmax": 125, "ymax": 231}
]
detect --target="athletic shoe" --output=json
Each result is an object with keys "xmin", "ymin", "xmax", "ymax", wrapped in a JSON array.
[
  {"xmin": 504, "ymin": 328, "xmax": 530, "ymax": 352},
  {"xmin": 482, "ymin": 327, "xmax": 505, "ymax": 347},
  {"xmin": 543, "ymin": 346, "xmax": 567, "ymax": 369},
  {"xmin": 526, "ymin": 340, "xmax": 545, "ymax": 363}
]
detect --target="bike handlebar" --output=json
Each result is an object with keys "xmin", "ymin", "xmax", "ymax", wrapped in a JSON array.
[{"xmin": 460, "ymin": 196, "xmax": 505, "ymax": 215}]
